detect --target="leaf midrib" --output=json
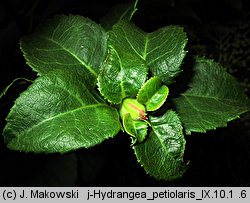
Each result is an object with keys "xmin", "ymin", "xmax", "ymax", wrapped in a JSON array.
[
  {"xmin": 151, "ymin": 127, "xmax": 183, "ymax": 162},
  {"xmin": 39, "ymin": 35, "xmax": 97, "ymax": 77},
  {"xmin": 109, "ymin": 45, "xmax": 126, "ymax": 99},
  {"xmin": 183, "ymin": 95, "xmax": 248, "ymax": 119},
  {"xmin": 182, "ymin": 93, "xmax": 249, "ymax": 107},
  {"xmin": 19, "ymin": 103, "xmax": 106, "ymax": 136},
  {"xmin": 142, "ymin": 33, "xmax": 149, "ymax": 60}
]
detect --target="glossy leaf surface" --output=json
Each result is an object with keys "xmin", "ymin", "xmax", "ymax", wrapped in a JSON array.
[
  {"xmin": 3, "ymin": 69, "xmax": 121, "ymax": 153},
  {"xmin": 133, "ymin": 110, "xmax": 187, "ymax": 180}
]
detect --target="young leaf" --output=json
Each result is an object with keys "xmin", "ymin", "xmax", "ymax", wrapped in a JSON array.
[
  {"xmin": 20, "ymin": 15, "xmax": 107, "ymax": 81},
  {"xmin": 123, "ymin": 113, "xmax": 148, "ymax": 144},
  {"xmin": 146, "ymin": 86, "xmax": 169, "ymax": 111},
  {"xmin": 100, "ymin": 0, "xmax": 138, "ymax": 30},
  {"xmin": 133, "ymin": 110, "xmax": 187, "ymax": 180},
  {"xmin": 3, "ymin": 68, "xmax": 121, "ymax": 153},
  {"xmin": 174, "ymin": 57, "xmax": 250, "ymax": 134},
  {"xmin": 137, "ymin": 76, "xmax": 169, "ymax": 111}
]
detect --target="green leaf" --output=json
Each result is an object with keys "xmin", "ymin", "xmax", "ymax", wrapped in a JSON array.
[
  {"xmin": 174, "ymin": 57, "xmax": 250, "ymax": 134},
  {"xmin": 3, "ymin": 68, "xmax": 121, "ymax": 153},
  {"xmin": 100, "ymin": 0, "xmax": 138, "ymax": 30},
  {"xmin": 20, "ymin": 15, "xmax": 107, "ymax": 81},
  {"xmin": 98, "ymin": 21, "xmax": 187, "ymax": 103},
  {"xmin": 97, "ymin": 33, "xmax": 148, "ymax": 104},
  {"xmin": 123, "ymin": 113, "xmax": 148, "ymax": 144},
  {"xmin": 137, "ymin": 76, "xmax": 169, "ymax": 111},
  {"xmin": 145, "ymin": 26, "xmax": 187, "ymax": 84},
  {"xmin": 133, "ymin": 110, "xmax": 187, "ymax": 180}
]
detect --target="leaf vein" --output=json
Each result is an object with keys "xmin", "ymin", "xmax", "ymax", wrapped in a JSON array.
[
  {"xmin": 22, "ymin": 103, "xmax": 106, "ymax": 136},
  {"xmin": 38, "ymin": 35, "xmax": 97, "ymax": 77}
]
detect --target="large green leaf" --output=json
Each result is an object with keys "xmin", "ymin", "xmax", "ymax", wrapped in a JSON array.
[
  {"xmin": 3, "ymin": 68, "xmax": 121, "ymax": 153},
  {"xmin": 98, "ymin": 21, "xmax": 187, "ymax": 103},
  {"xmin": 20, "ymin": 15, "xmax": 107, "ymax": 81},
  {"xmin": 174, "ymin": 57, "xmax": 250, "ymax": 134},
  {"xmin": 145, "ymin": 25, "xmax": 187, "ymax": 85},
  {"xmin": 133, "ymin": 110, "xmax": 187, "ymax": 180}
]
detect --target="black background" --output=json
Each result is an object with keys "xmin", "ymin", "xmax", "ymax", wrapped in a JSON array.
[{"xmin": 0, "ymin": 0, "xmax": 250, "ymax": 186}]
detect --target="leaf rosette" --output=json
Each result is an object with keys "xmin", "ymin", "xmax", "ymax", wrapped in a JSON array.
[{"xmin": 1, "ymin": 2, "xmax": 249, "ymax": 182}]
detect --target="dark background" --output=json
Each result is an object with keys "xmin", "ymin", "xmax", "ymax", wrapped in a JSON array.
[{"xmin": 0, "ymin": 0, "xmax": 249, "ymax": 186}]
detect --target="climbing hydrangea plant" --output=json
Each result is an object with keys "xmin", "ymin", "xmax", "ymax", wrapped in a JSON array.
[{"xmin": 1, "ymin": 0, "xmax": 250, "ymax": 181}]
